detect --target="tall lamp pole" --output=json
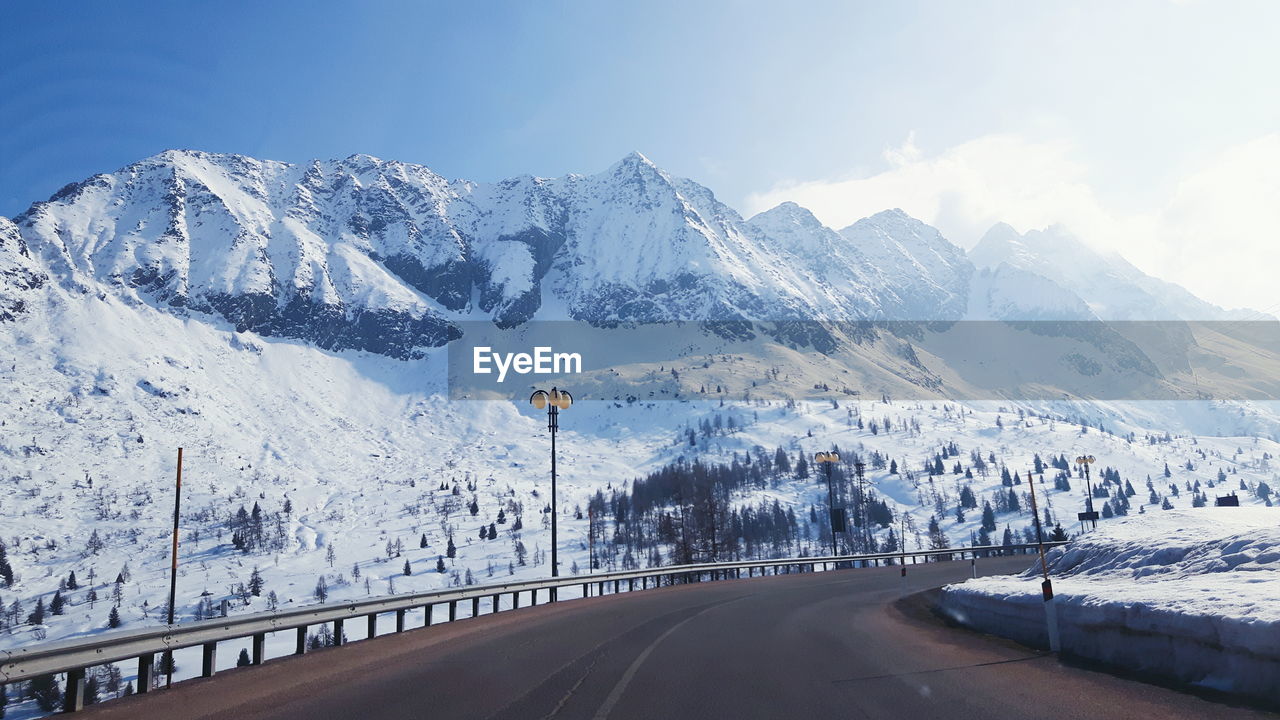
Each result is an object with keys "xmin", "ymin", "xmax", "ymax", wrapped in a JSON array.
[
  {"xmin": 1075, "ymin": 455, "xmax": 1097, "ymax": 530},
  {"xmin": 814, "ymin": 452, "xmax": 841, "ymax": 558},
  {"xmin": 165, "ymin": 448, "xmax": 183, "ymax": 689},
  {"xmin": 530, "ymin": 388, "xmax": 572, "ymax": 589}
]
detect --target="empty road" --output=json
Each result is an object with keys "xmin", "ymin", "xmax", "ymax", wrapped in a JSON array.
[{"xmin": 79, "ymin": 557, "xmax": 1274, "ymax": 719}]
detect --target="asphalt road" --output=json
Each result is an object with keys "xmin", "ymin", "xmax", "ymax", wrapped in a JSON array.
[{"xmin": 80, "ymin": 556, "xmax": 1275, "ymax": 719}]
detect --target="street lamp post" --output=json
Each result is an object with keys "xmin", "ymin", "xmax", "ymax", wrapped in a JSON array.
[
  {"xmin": 530, "ymin": 388, "xmax": 572, "ymax": 589},
  {"xmin": 1075, "ymin": 455, "xmax": 1097, "ymax": 530},
  {"xmin": 165, "ymin": 447, "xmax": 183, "ymax": 690},
  {"xmin": 814, "ymin": 452, "xmax": 841, "ymax": 558}
]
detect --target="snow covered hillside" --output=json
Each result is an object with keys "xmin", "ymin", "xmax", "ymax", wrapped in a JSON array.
[
  {"xmin": 3, "ymin": 279, "xmax": 1278, "ymax": 660},
  {"xmin": 939, "ymin": 508, "xmax": 1280, "ymax": 703}
]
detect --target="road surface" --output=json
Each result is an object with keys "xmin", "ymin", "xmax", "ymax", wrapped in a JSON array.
[{"xmin": 79, "ymin": 556, "xmax": 1275, "ymax": 719}]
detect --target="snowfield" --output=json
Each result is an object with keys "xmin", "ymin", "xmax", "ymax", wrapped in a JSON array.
[{"xmin": 939, "ymin": 508, "xmax": 1280, "ymax": 703}]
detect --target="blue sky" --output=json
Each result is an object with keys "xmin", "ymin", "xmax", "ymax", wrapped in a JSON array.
[{"xmin": 2, "ymin": 1, "xmax": 1278, "ymax": 309}]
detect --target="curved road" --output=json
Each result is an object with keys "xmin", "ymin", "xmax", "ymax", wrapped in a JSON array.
[{"xmin": 80, "ymin": 557, "xmax": 1273, "ymax": 719}]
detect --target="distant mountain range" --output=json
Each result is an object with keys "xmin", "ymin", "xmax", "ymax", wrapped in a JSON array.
[{"xmin": 1, "ymin": 150, "xmax": 1258, "ymax": 361}]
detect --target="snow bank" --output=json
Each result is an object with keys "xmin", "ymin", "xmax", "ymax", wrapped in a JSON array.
[{"xmin": 939, "ymin": 508, "xmax": 1280, "ymax": 704}]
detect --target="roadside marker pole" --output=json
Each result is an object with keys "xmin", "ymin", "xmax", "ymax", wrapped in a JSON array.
[{"xmin": 1025, "ymin": 470, "xmax": 1060, "ymax": 653}]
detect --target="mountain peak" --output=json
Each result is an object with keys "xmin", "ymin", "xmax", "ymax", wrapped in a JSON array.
[
  {"xmin": 606, "ymin": 151, "xmax": 663, "ymax": 177},
  {"xmin": 747, "ymin": 201, "xmax": 825, "ymax": 230},
  {"xmin": 620, "ymin": 150, "xmax": 654, "ymax": 166}
]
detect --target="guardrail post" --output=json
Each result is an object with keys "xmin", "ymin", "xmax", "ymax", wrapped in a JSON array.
[
  {"xmin": 531, "ymin": 590, "xmax": 538, "ymax": 606},
  {"xmin": 491, "ymin": 595, "xmax": 499, "ymax": 613},
  {"xmin": 513, "ymin": 591, "xmax": 520, "ymax": 610},
  {"xmin": 425, "ymin": 604, "xmax": 434, "ymax": 626},
  {"xmin": 202, "ymin": 641, "xmax": 217, "ymax": 677},
  {"xmin": 582, "ymin": 582, "xmax": 589, "ymax": 597},
  {"xmin": 367, "ymin": 613, "xmax": 378, "ymax": 640},
  {"xmin": 333, "ymin": 619, "xmax": 345, "ymax": 646},
  {"xmin": 551, "ymin": 586, "xmax": 558, "ymax": 602},
  {"xmin": 628, "ymin": 578, "xmax": 635, "ymax": 591},
  {"xmin": 64, "ymin": 667, "xmax": 86, "ymax": 712},
  {"xmin": 395, "ymin": 608, "xmax": 406, "ymax": 632},
  {"xmin": 296, "ymin": 626, "xmax": 308, "ymax": 655},
  {"xmin": 137, "ymin": 653, "xmax": 154, "ymax": 693},
  {"xmin": 471, "ymin": 597, "xmax": 480, "ymax": 617},
  {"xmin": 252, "ymin": 632, "xmax": 265, "ymax": 665}
]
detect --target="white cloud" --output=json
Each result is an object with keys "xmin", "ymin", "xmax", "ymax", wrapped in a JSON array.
[{"xmin": 744, "ymin": 133, "xmax": 1280, "ymax": 312}]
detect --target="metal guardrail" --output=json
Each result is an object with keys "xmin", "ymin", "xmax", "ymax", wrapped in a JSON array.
[{"xmin": 0, "ymin": 541, "xmax": 1065, "ymax": 712}]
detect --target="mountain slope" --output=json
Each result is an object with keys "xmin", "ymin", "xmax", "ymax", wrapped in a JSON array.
[{"xmin": 967, "ymin": 223, "xmax": 1246, "ymax": 321}]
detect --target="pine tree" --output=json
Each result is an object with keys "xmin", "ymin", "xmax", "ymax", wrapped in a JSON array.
[
  {"xmin": 85, "ymin": 529, "xmax": 105, "ymax": 556},
  {"xmin": 66, "ymin": 570, "xmax": 78, "ymax": 590},
  {"xmin": 313, "ymin": 576, "xmax": 328, "ymax": 602},
  {"xmin": 446, "ymin": 535, "xmax": 457, "ymax": 558},
  {"xmin": 436, "ymin": 555, "xmax": 446, "ymax": 573},
  {"xmin": 926, "ymin": 515, "xmax": 949, "ymax": 549},
  {"xmin": 403, "ymin": 560, "xmax": 412, "ymax": 576},
  {"xmin": 83, "ymin": 676, "xmax": 100, "ymax": 705},
  {"xmin": 980, "ymin": 501, "xmax": 997, "ymax": 532},
  {"xmin": 30, "ymin": 674, "xmax": 61, "ymax": 712},
  {"xmin": 248, "ymin": 567, "xmax": 264, "ymax": 597},
  {"xmin": 107, "ymin": 606, "xmax": 121, "ymax": 628},
  {"xmin": 27, "ymin": 597, "xmax": 45, "ymax": 625},
  {"xmin": 419, "ymin": 533, "xmax": 428, "ymax": 549},
  {"xmin": 50, "ymin": 590, "xmax": 65, "ymax": 616},
  {"xmin": 0, "ymin": 543, "xmax": 12, "ymax": 587}
]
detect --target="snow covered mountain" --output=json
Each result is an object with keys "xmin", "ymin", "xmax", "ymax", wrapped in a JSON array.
[
  {"xmin": 967, "ymin": 223, "xmax": 1254, "ymax": 322},
  {"xmin": 6, "ymin": 151, "xmax": 990, "ymax": 364},
  {"xmin": 13, "ymin": 149, "xmax": 1265, "ymax": 354}
]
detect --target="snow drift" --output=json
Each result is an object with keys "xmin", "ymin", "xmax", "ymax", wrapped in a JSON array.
[{"xmin": 939, "ymin": 507, "xmax": 1280, "ymax": 703}]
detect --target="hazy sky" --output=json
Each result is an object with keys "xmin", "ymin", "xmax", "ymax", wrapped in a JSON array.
[{"xmin": 2, "ymin": 1, "xmax": 1277, "ymax": 310}]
